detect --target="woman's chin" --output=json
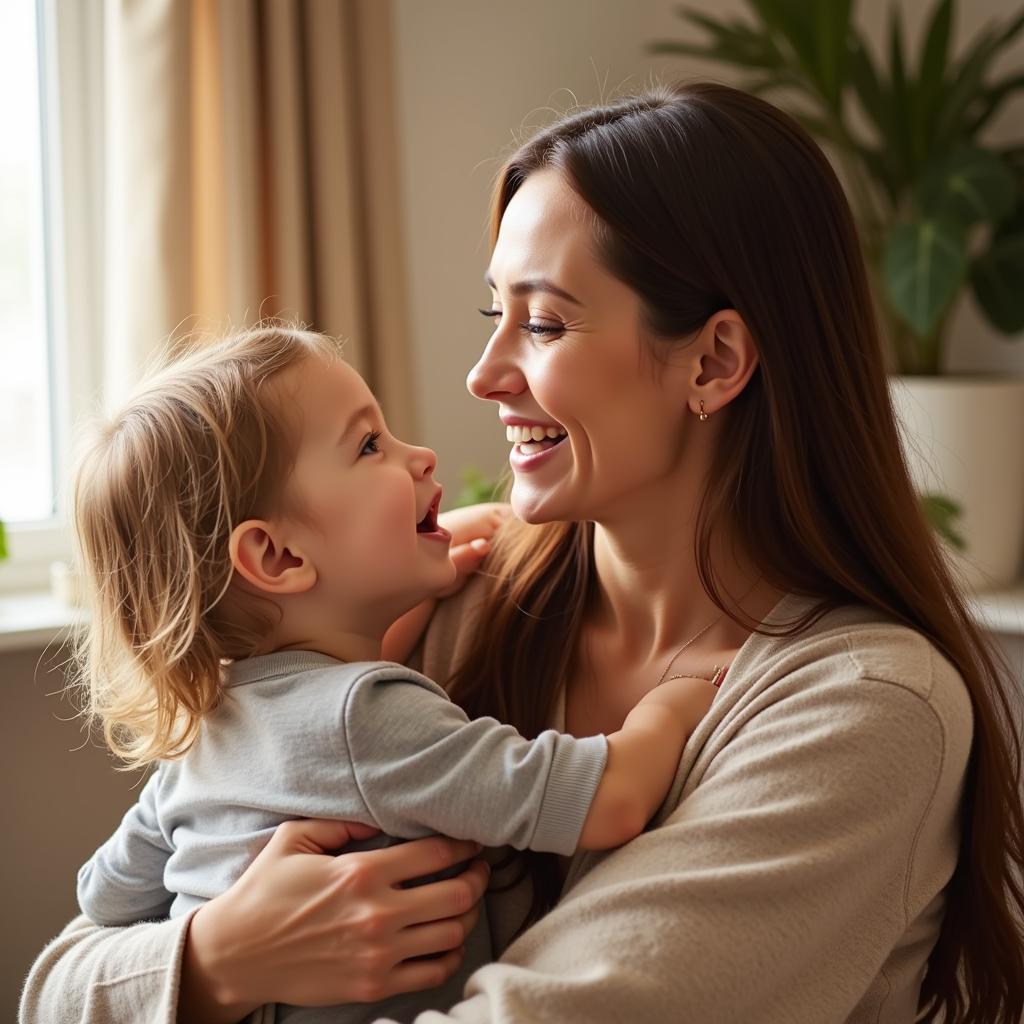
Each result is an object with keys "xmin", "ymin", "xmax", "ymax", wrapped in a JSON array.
[{"xmin": 510, "ymin": 482, "xmax": 568, "ymax": 525}]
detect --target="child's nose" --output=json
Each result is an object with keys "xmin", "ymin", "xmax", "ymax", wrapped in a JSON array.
[{"xmin": 408, "ymin": 444, "xmax": 437, "ymax": 480}]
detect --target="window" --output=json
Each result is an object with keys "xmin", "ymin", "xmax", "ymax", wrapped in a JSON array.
[
  {"xmin": 0, "ymin": 2, "xmax": 55, "ymax": 527},
  {"xmin": 0, "ymin": 0, "xmax": 101, "ymax": 593}
]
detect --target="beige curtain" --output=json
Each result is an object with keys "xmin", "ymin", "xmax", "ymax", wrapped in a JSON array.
[{"xmin": 102, "ymin": 0, "xmax": 416, "ymax": 437}]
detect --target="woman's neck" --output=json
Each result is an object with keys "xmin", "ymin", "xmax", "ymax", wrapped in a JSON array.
[{"xmin": 589, "ymin": 512, "xmax": 782, "ymax": 664}]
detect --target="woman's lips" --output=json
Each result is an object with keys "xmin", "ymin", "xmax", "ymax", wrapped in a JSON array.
[{"xmin": 509, "ymin": 434, "xmax": 569, "ymax": 472}]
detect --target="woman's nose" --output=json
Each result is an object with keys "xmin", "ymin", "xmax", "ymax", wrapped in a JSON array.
[{"xmin": 466, "ymin": 334, "xmax": 526, "ymax": 402}]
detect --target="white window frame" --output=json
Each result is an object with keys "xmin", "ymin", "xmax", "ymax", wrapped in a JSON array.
[{"xmin": 0, "ymin": 0, "xmax": 104, "ymax": 595}]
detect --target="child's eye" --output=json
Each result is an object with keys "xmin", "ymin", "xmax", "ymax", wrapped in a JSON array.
[{"xmin": 360, "ymin": 431, "xmax": 383, "ymax": 456}]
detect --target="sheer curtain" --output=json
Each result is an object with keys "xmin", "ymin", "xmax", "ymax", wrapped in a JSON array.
[{"xmin": 66, "ymin": 0, "xmax": 416, "ymax": 435}]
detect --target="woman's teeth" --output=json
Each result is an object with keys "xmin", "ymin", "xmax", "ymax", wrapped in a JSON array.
[
  {"xmin": 506, "ymin": 424, "xmax": 568, "ymax": 456},
  {"xmin": 506, "ymin": 424, "xmax": 567, "ymax": 443}
]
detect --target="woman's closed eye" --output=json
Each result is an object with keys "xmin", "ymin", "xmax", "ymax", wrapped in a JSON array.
[{"xmin": 478, "ymin": 307, "xmax": 564, "ymax": 337}]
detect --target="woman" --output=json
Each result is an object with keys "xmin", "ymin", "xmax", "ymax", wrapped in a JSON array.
[{"xmin": 22, "ymin": 83, "xmax": 1024, "ymax": 1024}]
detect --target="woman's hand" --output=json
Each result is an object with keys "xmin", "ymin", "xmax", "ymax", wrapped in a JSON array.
[{"xmin": 178, "ymin": 819, "xmax": 490, "ymax": 1023}]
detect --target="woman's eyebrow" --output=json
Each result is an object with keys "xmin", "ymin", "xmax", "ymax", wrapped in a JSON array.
[{"xmin": 484, "ymin": 272, "xmax": 582, "ymax": 306}]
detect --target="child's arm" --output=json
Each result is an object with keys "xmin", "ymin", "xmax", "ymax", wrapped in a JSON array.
[
  {"xmin": 578, "ymin": 676, "xmax": 718, "ymax": 848},
  {"xmin": 77, "ymin": 771, "xmax": 175, "ymax": 926},
  {"xmin": 340, "ymin": 666, "xmax": 718, "ymax": 859},
  {"xmin": 382, "ymin": 502, "xmax": 510, "ymax": 664}
]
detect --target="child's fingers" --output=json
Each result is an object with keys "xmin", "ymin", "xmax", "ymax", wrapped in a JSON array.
[
  {"xmin": 449, "ymin": 538, "xmax": 490, "ymax": 574},
  {"xmin": 435, "ymin": 540, "xmax": 491, "ymax": 598},
  {"xmin": 437, "ymin": 503, "xmax": 512, "ymax": 545}
]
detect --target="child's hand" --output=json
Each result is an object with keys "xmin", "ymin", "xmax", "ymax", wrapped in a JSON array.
[
  {"xmin": 435, "ymin": 502, "xmax": 511, "ymax": 599},
  {"xmin": 582, "ymin": 675, "xmax": 720, "ymax": 849},
  {"xmin": 438, "ymin": 502, "xmax": 511, "ymax": 547},
  {"xmin": 633, "ymin": 676, "xmax": 718, "ymax": 736},
  {"xmin": 382, "ymin": 503, "xmax": 512, "ymax": 663}
]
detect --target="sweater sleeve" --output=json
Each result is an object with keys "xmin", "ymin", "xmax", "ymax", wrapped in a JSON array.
[
  {"xmin": 77, "ymin": 771, "xmax": 175, "ymax": 926},
  {"xmin": 342, "ymin": 667, "xmax": 607, "ymax": 855},
  {"xmin": 18, "ymin": 911, "xmax": 193, "ymax": 1024},
  {"xmin": 371, "ymin": 662, "xmax": 972, "ymax": 1024}
]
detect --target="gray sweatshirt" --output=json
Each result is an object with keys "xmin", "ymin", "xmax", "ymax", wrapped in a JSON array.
[{"xmin": 75, "ymin": 652, "xmax": 608, "ymax": 1023}]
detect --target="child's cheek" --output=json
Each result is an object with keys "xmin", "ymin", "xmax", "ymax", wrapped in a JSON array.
[{"xmin": 377, "ymin": 486, "xmax": 414, "ymax": 545}]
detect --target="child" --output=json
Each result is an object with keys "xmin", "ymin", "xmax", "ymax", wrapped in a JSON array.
[{"xmin": 72, "ymin": 325, "xmax": 720, "ymax": 1024}]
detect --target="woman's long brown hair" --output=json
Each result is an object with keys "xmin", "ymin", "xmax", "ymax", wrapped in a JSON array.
[{"xmin": 446, "ymin": 83, "xmax": 1023, "ymax": 1022}]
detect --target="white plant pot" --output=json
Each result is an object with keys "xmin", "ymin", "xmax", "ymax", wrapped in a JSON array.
[{"xmin": 889, "ymin": 376, "xmax": 1024, "ymax": 592}]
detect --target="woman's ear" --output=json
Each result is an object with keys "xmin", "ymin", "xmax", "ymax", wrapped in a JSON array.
[
  {"xmin": 228, "ymin": 519, "xmax": 317, "ymax": 595},
  {"xmin": 690, "ymin": 310, "xmax": 759, "ymax": 416}
]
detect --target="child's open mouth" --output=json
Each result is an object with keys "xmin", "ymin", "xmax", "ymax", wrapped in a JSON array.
[{"xmin": 416, "ymin": 489, "xmax": 450, "ymax": 542}]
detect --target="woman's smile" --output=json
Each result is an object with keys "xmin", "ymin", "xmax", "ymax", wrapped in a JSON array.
[
  {"xmin": 508, "ymin": 430, "xmax": 570, "ymax": 472},
  {"xmin": 503, "ymin": 416, "xmax": 570, "ymax": 470}
]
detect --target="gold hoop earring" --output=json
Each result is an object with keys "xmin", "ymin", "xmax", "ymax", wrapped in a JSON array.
[{"xmin": 698, "ymin": 400, "xmax": 708, "ymax": 422}]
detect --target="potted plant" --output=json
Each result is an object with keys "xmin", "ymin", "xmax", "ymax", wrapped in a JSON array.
[{"xmin": 653, "ymin": 0, "xmax": 1024, "ymax": 590}]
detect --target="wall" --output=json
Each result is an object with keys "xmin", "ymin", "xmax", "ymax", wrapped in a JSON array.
[{"xmin": 2, "ymin": 645, "xmax": 144, "ymax": 1015}]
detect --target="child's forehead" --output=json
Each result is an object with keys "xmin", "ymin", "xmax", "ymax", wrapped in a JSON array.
[{"xmin": 286, "ymin": 356, "xmax": 377, "ymax": 428}]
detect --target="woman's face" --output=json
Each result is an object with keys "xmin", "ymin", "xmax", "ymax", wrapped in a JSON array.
[{"xmin": 468, "ymin": 169, "xmax": 695, "ymax": 526}]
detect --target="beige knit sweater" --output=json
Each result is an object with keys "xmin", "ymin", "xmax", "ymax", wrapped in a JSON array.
[{"xmin": 20, "ymin": 584, "xmax": 972, "ymax": 1023}]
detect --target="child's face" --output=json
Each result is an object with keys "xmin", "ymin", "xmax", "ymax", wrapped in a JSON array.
[{"xmin": 279, "ymin": 357, "xmax": 456, "ymax": 621}]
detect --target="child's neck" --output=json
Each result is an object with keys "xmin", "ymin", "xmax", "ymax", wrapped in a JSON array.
[{"xmin": 263, "ymin": 628, "xmax": 383, "ymax": 664}]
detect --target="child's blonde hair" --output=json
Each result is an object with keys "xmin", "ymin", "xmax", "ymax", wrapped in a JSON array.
[{"xmin": 72, "ymin": 324, "xmax": 341, "ymax": 769}]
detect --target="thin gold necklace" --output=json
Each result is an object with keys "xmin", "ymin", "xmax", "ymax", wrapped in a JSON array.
[
  {"xmin": 655, "ymin": 579, "xmax": 762, "ymax": 687},
  {"xmin": 655, "ymin": 616, "xmax": 723, "ymax": 687}
]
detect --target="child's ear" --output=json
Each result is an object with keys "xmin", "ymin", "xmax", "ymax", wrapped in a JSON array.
[{"xmin": 228, "ymin": 519, "xmax": 317, "ymax": 595}]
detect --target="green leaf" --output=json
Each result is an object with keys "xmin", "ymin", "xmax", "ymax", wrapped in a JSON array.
[
  {"xmin": 883, "ymin": 217, "xmax": 968, "ymax": 336},
  {"xmin": 813, "ymin": 0, "xmax": 853, "ymax": 113},
  {"xmin": 916, "ymin": 0, "xmax": 953, "ymax": 157},
  {"xmin": 917, "ymin": 148, "xmax": 1018, "ymax": 227},
  {"xmin": 971, "ymin": 232, "xmax": 1024, "ymax": 334},
  {"xmin": 967, "ymin": 72, "xmax": 1024, "ymax": 136},
  {"xmin": 920, "ymin": 492, "xmax": 966, "ymax": 550},
  {"xmin": 653, "ymin": 9, "xmax": 786, "ymax": 71},
  {"xmin": 933, "ymin": 9, "xmax": 1024, "ymax": 149},
  {"xmin": 848, "ymin": 30, "xmax": 888, "ymax": 139},
  {"xmin": 746, "ymin": 0, "xmax": 852, "ymax": 112},
  {"xmin": 847, "ymin": 32, "xmax": 904, "ymax": 202},
  {"xmin": 888, "ymin": 5, "xmax": 916, "ymax": 180},
  {"xmin": 0, "ymin": 520, "xmax": 7, "ymax": 562},
  {"xmin": 455, "ymin": 467, "xmax": 502, "ymax": 509}
]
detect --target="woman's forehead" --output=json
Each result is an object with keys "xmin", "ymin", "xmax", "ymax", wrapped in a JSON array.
[{"xmin": 489, "ymin": 171, "xmax": 602, "ymax": 291}]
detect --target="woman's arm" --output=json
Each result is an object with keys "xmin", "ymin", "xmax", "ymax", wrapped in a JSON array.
[{"xmin": 20, "ymin": 821, "xmax": 490, "ymax": 1024}]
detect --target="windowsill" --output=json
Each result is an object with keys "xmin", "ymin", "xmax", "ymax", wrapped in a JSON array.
[
  {"xmin": 1, "ymin": 582, "xmax": 1024, "ymax": 655},
  {"xmin": 0, "ymin": 590, "xmax": 84, "ymax": 654}
]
